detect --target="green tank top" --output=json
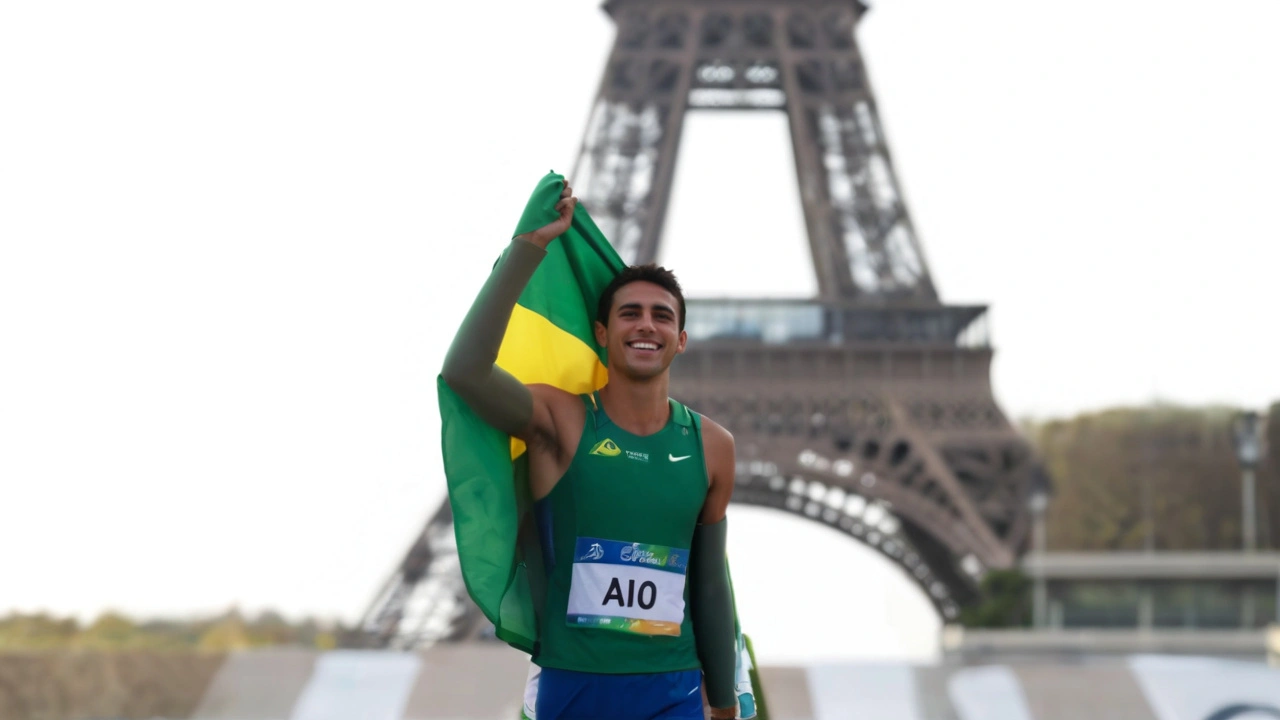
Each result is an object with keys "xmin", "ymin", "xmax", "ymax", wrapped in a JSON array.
[{"xmin": 533, "ymin": 393, "xmax": 709, "ymax": 675}]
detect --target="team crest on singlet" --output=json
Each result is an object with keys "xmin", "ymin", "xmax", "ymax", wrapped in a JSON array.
[{"xmin": 589, "ymin": 438, "xmax": 621, "ymax": 457}]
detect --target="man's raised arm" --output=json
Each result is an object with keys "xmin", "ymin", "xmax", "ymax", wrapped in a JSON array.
[{"xmin": 440, "ymin": 182, "xmax": 577, "ymax": 438}]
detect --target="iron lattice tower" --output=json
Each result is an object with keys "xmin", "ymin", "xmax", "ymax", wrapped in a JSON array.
[{"xmin": 360, "ymin": 0, "xmax": 1046, "ymax": 648}]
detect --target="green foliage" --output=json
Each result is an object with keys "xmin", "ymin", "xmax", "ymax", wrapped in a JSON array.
[
  {"xmin": 1025, "ymin": 402, "xmax": 1280, "ymax": 551},
  {"xmin": 0, "ymin": 612, "xmax": 79, "ymax": 649},
  {"xmin": 959, "ymin": 569, "xmax": 1031, "ymax": 628},
  {"xmin": 197, "ymin": 612, "xmax": 251, "ymax": 651},
  {"xmin": 76, "ymin": 612, "xmax": 141, "ymax": 649},
  {"xmin": 0, "ymin": 608, "xmax": 353, "ymax": 651}
]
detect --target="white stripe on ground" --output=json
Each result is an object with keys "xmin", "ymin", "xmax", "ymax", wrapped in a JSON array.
[
  {"xmin": 949, "ymin": 665, "xmax": 1034, "ymax": 720},
  {"xmin": 1127, "ymin": 654, "xmax": 1280, "ymax": 720},
  {"xmin": 289, "ymin": 650, "xmax": 421, "ymax": 720},
  {"xmin": 191, "ymin": 649, "xmax": 318, "ymax": 719},
  {"xmin": 806, "ymin": 664, "xmax": 923, "ymax": 720}
]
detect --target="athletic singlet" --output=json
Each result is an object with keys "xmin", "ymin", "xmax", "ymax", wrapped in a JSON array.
[{"xmin": 532, "ymin": 393, "xmax": 708, "ymax": 675}]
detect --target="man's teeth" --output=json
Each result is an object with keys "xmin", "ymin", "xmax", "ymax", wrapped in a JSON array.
[{"xmin": 629, "ymin": 342, "xmax": 659, "ymax": 350}]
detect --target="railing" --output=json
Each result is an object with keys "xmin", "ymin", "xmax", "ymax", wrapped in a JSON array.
[{"xmin": 685, "ymin": 298, "xmax": 990, "ymax": 347}]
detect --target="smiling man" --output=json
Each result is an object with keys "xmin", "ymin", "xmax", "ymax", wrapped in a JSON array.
[{"xmin": 441, "ymin": 181, "xmax": 739, "ymax": 720}]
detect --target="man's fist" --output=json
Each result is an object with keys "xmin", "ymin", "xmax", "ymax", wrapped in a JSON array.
[{"xmin": 526, "ymin": 180, "xmax": 577, "ymax": 248}]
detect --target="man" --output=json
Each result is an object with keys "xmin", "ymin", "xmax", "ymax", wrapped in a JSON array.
[{"xmin": 441, "ymin": 181, "xmax": 738, "ymax": 720}]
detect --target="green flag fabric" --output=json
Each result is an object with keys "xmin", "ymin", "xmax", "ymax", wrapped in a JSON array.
[{"xmin": 438, "ymin": 172, "xmax": 625, "ymax": 653}]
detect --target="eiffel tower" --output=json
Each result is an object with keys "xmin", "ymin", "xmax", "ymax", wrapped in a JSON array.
[{"xmin": 359, "ymin": 0, "xmax": 1047, "ymax": 649}]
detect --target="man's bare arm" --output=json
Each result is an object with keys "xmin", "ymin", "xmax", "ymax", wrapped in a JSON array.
[
  {"xmin": 699, "ymin": 419, "xmax": 735, "ymax": 524},
  {"xmin": 440, "ymin": 182, "xmax": 577, "ymax": 442}
]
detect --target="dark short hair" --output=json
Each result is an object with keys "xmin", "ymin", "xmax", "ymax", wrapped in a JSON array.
[{"xmin": 596, "ymin": 264, "xmax": 687, "ymax": 331}]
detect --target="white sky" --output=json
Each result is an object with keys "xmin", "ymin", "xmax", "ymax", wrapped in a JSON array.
[{"xmin": 1, "ymin": 1, "xmax": 1277, "ymax": 664}]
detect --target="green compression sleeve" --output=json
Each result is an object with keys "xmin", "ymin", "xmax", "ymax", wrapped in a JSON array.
[
  {"xmin": 440, "ymin": 238, "xmax": 546, "ymax": 435},
  {"xmin": 691, "ymin": 518, "xmax": 736, "ymax": 710}
]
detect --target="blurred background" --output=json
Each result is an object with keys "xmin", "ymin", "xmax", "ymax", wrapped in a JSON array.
[{"xmin": 1, "ymin": 0, "xmax": 1278, "ymax": 718}]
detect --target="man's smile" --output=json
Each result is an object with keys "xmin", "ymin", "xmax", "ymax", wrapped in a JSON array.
[{"xmin": 626, "ymin": 340, "xmax": 662, "ymax": 352}]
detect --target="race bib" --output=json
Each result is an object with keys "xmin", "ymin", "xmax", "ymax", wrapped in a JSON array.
[{"xmin": 565, "ymin": 537, "xmax": 689, "ymax": 636}]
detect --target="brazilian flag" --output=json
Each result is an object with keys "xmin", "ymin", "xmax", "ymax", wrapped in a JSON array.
[{"xmin": 437, "ymin": 171, "xmax": 623, "ymax": 652}]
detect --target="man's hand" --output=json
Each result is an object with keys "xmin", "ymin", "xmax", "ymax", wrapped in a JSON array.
[{"xmin": 523, "ymin": 180, "xmax": 577, "ymax": 249}]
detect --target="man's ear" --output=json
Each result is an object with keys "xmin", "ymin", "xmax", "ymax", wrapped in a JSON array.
[
  {"xmin": 593, "ymin": 320, "xmax": 608, "ymax": 347},
  {"xmin": 675, "ymin": 329, "xmax": 688, "ymax": 355}
]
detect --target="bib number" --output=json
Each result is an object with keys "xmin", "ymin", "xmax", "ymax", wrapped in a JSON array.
[{"xmin": 566, "ymin": 537, "xmax": 688, "ymax": 637}]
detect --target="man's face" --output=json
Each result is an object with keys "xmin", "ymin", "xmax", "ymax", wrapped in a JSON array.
[{"xmin": 594, "ymin": 280, "xmax": 687, "ymax": 381}]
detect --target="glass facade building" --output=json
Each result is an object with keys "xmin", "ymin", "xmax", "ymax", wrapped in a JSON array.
[{"xmin": 1026, "ymin": 553, "xmax": 1280, "ymax": 631}]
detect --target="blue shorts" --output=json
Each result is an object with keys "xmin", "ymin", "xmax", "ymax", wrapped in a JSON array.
[{"xmin": 535, "ymin": 666, "xmax": 704, "ymax": 720}]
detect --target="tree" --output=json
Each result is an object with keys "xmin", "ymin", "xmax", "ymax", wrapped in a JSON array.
[
  {"xmin": 0, "ymin": 612, "xmax": 79, "ymax": 649},
  {"xmin": 197, "ymin": 610, "xmax": 250, "ymax": 651},
  {"xmin": 960, "ymin": 570, "xmax": 1030, "ymax": 628},
  {"xmin": 76, "ymin": 612, "xmax": 139, "ymax": 649},
  {"xmin": 1027, "ymin": 404, "xmax": 1276, "ymax": 551}
]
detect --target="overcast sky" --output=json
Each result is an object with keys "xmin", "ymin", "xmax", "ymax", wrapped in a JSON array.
[{"xmin": 1, "ymin": 0, "xmax": 1277, "ymax": 663}]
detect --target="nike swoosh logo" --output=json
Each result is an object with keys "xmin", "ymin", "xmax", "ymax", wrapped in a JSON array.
[{"xmin": 669, "ymin": 454, "xmax": 691, "ymax": 462}]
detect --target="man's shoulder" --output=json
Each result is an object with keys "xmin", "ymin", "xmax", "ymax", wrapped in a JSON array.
[
  {"xmin": 689, "ymin": 408, "xmax": 735, "ymax": 519},
  {"xmin": 679, "ymin": 403, "xmax": 731, "ymax": 443},
  {"xmin": 700, "ymin": 415, "xmax": 733, "ymax": 449}
]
